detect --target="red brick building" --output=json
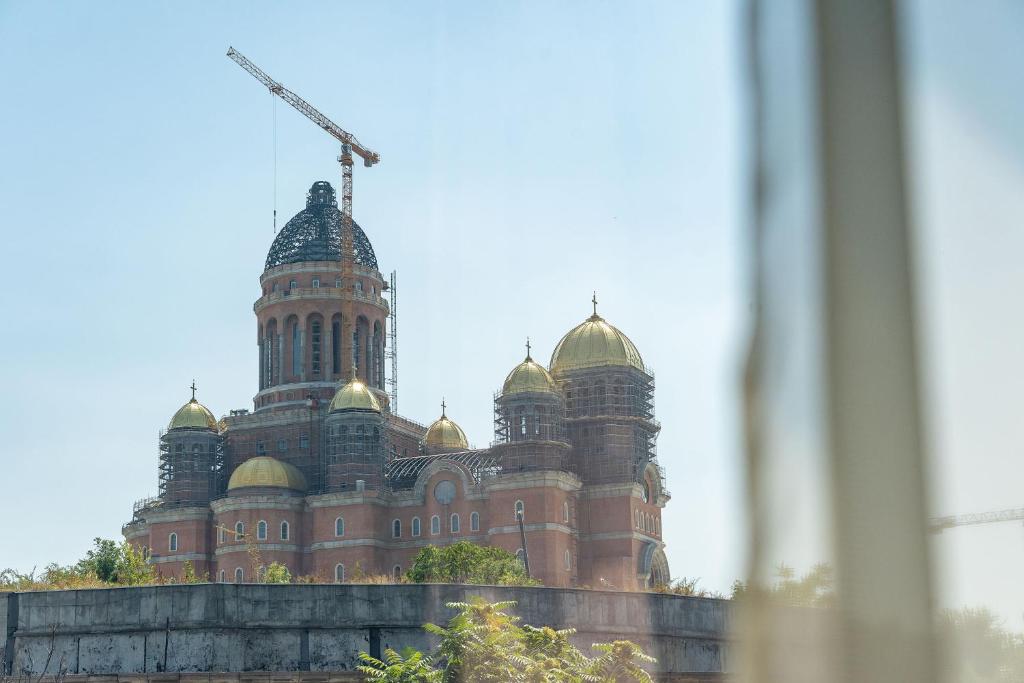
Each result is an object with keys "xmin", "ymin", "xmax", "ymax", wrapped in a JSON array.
[{"xmin": 124, "ymin": 181, "xmax": 670, "ymax": 591}]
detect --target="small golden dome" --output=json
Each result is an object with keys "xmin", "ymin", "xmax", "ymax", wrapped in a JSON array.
[
  {"xmin": 329, "ymin": 377, "xmax": 381, "ymax": 413},
  {"xmin": 168, "ymin": 398, "xmax": 218, "ymax": 431},
  {"xmin": 503, "ymin": 354, "xmax": 558, "ymax": 395},
  {"xmin": 550, "ymin": 304, "xmax": 644, "ymax": 375},
  {"xmin": 423, "ymin": 403, "xmax": 469, "ymax": 450},
  {"xmin": 227, "ymin": 456, "xmax": 307, "ymax": 492}
]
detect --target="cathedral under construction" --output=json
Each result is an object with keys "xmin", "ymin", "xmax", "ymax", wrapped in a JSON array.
[{"xmin": 123, "ymin": 180, "xmax": 670, "ymax": 590}]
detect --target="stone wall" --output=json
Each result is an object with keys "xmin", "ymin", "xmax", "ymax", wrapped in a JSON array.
[{"xmin": 4, "ymin": 585, "xmax": 729, "ymax": 678}]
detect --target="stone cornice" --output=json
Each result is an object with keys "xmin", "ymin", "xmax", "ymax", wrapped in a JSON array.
[
  {"xmin": 214, "ymin": 543, "xmax": 305, "ymax": 557},
  {"xmin": 484, "ymin": 471, "xmax": 582, "ymax": 493},
  {"xmin": 148, "ymin": 553, "xmax": 208, "ymax": 565},
  {"xmin": 488, "ymin": 522, "xmax": 574, "ymax": 536},
  {"xmin": 211, "ymin": 497, "xmax": 306, "ymax": 514},
  {"xmin": 143, "ymin": 507, "xmax": 212, "ymax": 525}
]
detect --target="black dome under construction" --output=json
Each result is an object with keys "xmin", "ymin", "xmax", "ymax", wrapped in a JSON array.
[{"xmin": 265, "ymin": 181, "xmax": 378, "ymax": 271}]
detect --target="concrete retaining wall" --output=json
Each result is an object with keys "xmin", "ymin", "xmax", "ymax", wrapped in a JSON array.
[{"xmin": 4, "ymin": 584, "xmax": 730, "ymax": 678}]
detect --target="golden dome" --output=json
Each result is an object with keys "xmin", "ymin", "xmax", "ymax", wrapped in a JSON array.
[
  {"xmin": 227, "ymin": 456, "xmax": 307, "ymax": 492},
  {"xmin": 168, "ymin": 398, "xmax": 218, "ymax": 431},
  {"xmin": 550, "ymin": 307, "xmax": 644, "ymax": 375},
  {"xmin": 502, "ymin": 354, "xmax": 558, "ymax": 395},
  {"xmin": 329, "ymin": 377, "xmax": 381, "ymax": 413},
  {"xmin": 423, "ymin": 404, "xmax": 469, "ymax": 450}
]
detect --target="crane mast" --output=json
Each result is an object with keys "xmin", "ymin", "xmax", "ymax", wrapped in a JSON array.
[{"xmin": 227, "ymin": 47, "xmax": 379, "ymax": 388}]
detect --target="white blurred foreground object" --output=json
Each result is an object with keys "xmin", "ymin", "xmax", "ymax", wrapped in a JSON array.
[{"xmin": 742, "ymin": 0, "xmax": 939, "ymax": 681}]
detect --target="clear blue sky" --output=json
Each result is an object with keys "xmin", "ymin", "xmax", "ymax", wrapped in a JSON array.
[{"xmin": 1, "ymin": 1, "xmax": 1022, "ymax": 628}]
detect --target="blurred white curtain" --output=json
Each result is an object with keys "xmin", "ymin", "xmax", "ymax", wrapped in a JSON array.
[{"xmin": 741, "ymin": 1, "xmax": 939, "ymax": 681}]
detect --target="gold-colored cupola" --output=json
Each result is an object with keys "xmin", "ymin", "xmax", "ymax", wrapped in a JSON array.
[
  {"xmin": 423, "ymin": 400, "xmax": 469, "ymax": 450},
  {"xmin": 549, "ymin": 294, "xmax": 644, "ymax": 375}
]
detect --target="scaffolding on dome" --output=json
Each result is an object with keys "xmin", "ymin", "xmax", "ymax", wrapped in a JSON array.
[
  {"xmin": 560, "ymin": 367, "xmax": 662, "ymax": 486},
  {"xmin": 492, "ymin": 392, "xmax": 571, "ymax": 473},
  {"xmin": 264, "ymin": 182, "xmax": 379, "ymax": 271},
  {"xmin": 157, "ymin": 430, "xmax": 226, "ymax": 508},
  {"xmin": 324, "ymin": 417, "xmax": 387, "ymax": 491}
]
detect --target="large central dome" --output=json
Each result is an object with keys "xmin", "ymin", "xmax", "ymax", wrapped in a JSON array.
[{"xmin": 265, "ymin": 181, "xmax": 379, "ymax": 271}]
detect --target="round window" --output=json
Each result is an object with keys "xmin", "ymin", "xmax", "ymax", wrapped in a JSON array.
[
  {"xmin": 434, "ymin": 480, "xmax": 456, "ymax": 504},
  {"xmin": 642, "ymin": 481, "xmax": 651, "ymax": 504}
]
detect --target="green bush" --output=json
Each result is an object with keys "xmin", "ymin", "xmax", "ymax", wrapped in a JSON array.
[
  {"xmin": 405, "ymin": 541, "xmax": 539, "ymax": 586},
  {"xmin": 358, "ymin": 598, "xmax": 655, "ymax": 682}
]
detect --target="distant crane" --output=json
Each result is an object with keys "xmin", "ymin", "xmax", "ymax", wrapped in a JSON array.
[
  {"xmin": 929, "ymin": 508, "xmax": 1024, "ymax": 533},
  {"xmin": 227, "ymin": 46, "xmax": 379, "ymax": 386}
]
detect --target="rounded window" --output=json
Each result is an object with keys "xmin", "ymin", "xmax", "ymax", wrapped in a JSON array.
[
  {"xmin": 642, "ymin": 481, "xmax": 651, "ymax": 503},
  {"xmin": 434, "ymin": 480, "xmax": 456, "ymax": 504}
]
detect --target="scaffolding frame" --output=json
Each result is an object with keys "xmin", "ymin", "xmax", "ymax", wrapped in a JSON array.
[
  {"xmin": 492, "ymin": 391, "xmax": 571, "ymax": 473},
  {"xmin": 264, "ymin": 182, "xmax": 378, "ymax": 271},
  {"xmin": 324, "ymin": 412, "xmax": 388, "ymax": 491},
  {"xmin": 158, "ymin": 429, "xmax": 225, "ymax": 507},
  {"xmin": 558, "ymin": 367, "xmax": 662, "ymax": 486}
]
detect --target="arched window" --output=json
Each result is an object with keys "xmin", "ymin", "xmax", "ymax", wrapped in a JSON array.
[
  {"xmin": 565, "ymin": 549, "xmax": 571, "ymax": 571},
  {"xmin": 168, "ymin": 533, "xmax": 178, "ymax": 552},
  {"xmin": 332, "ymin": 320, "xmax": 341, "ymax": 374},
  {"xmin": 289, "ymin": 279, "xmax": 297, "ymax": 290},
  {"xmin": 514, "ymin": 500, "xmax": 525, "ymax": 520},
  {"xmin": 312, "ymin": 277, "xmax": 320, "ymax": 288},
  {"xmin": 311, "ymin": 320, "xmax": 322, "ymax": 376},
  {"xmin": 431, "ymin": 515, "xmax": 440, "ymax": 535},
  {"xmin": 218, "ymin": 526, "xmax": 225, "ymax": 544},
  {"xmin": 291, "ymin": 322, "xmax": 301, "ymax": 375},
  {"xmin": 280, "ymin": 521, "xmax": 290, "ymax": 541},
  {"xmin": 516, "ymin": 548, "xmax": 525, "ymax": 565},
  {"xmin": 393, "ymin": 565, "xmax": 402, "ymax": 579},
  {"xmin": 235, "ymin": 521, "xmax": 244, "ymax": 540},
  {"xmin": 470, "ymin": 511, "xmax": 480, "ymax": 532},
  {"xmin": 335, "ymin": 277, "xmax": 342, "ymax": 288},
  {"xmin": 257, "ymin": 520, "xmax": 268, "ymax": 540},
  {"xmin": 335, "ymin": 517, "xmax": 345, "ymax": 537},
  {"xmin": 218, "ymin": 570, "xmax": 225, "ymax": 583},
  {"xmin": 235, "ymin": 567, "xmax": 244, "ymax": 583},
  {"xmin": 412, "ymin": 517, "xmax": 421, "ymax": 537},
  {"xmin": 450, "ymin": 513, "xmax": 460, "ymax": 534},
  {"xmin": 563, "ymin": 501, "xmax": 570, "ymax": 523},
  {"xmin": 335, "ymin": 564, "xmax": 345, "ymax": 583},
  {"xmin": 392, "ymin": 519, "xmax": 402, "ymax": 538}
]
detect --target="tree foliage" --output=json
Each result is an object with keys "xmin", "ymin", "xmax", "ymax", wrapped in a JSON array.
[
  {"xmin": 1, "ymin": 539, "xmax": 155, "ymax": 590},
  {"xmin": 405, "ymin": 541, "xmax": 538, "ymax": 586},
  {"xmin": 359, "ymin": 647, "xmax": 442, "ymax": 682},
  {"xmin": 263, "ymin": 562, "xmax": 292, "ymax": 584},
  {"xmin": 358, "ymin": 598, "xmax": 655, "ymax": 682},
  {"xmin": 731, "ymin": 562, "xmax": 835, "ymax": 608}
]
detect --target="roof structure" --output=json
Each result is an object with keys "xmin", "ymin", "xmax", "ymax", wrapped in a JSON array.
[
  {"xmin": 386, "ymin": 451, "xmax": 500, "ymax": 491},
  {"xmin": 265, "ymin": 181, "xmax": 378, "ymax": 271}
]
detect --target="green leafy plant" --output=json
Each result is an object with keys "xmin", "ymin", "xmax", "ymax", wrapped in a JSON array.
[
  {"xmin": 360, "ymin": 598, "xmax": 656, "ymax": 682},
  {"xmin": 263, "ymin": 562, "xmax": 292, "ymax": 584},
  {"xmin": 406, "ymin": 541, "xmax": 539, "ymax": 586},
  {"xmin": 358, "ymin": 647, "xmax": 442, "ymax": 682}
]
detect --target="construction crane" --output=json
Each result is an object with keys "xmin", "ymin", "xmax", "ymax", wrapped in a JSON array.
[
  {"xmin": 227, "ymin": 47, "xmax": 379, "ymax": 387},
  {"xmin": 929, "ymin": 508, "xmax": 1024, "ymax": 533}
]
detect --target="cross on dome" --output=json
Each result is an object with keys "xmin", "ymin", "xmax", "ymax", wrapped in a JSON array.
[{"xmin": 190, "ymin": 379, "xmax": 197, "ymax": 401}]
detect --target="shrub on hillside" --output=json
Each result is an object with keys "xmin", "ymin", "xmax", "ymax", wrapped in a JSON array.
[{"xmin": 405, "ymin": 541, "xmax": 539, "ymax": 586}]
